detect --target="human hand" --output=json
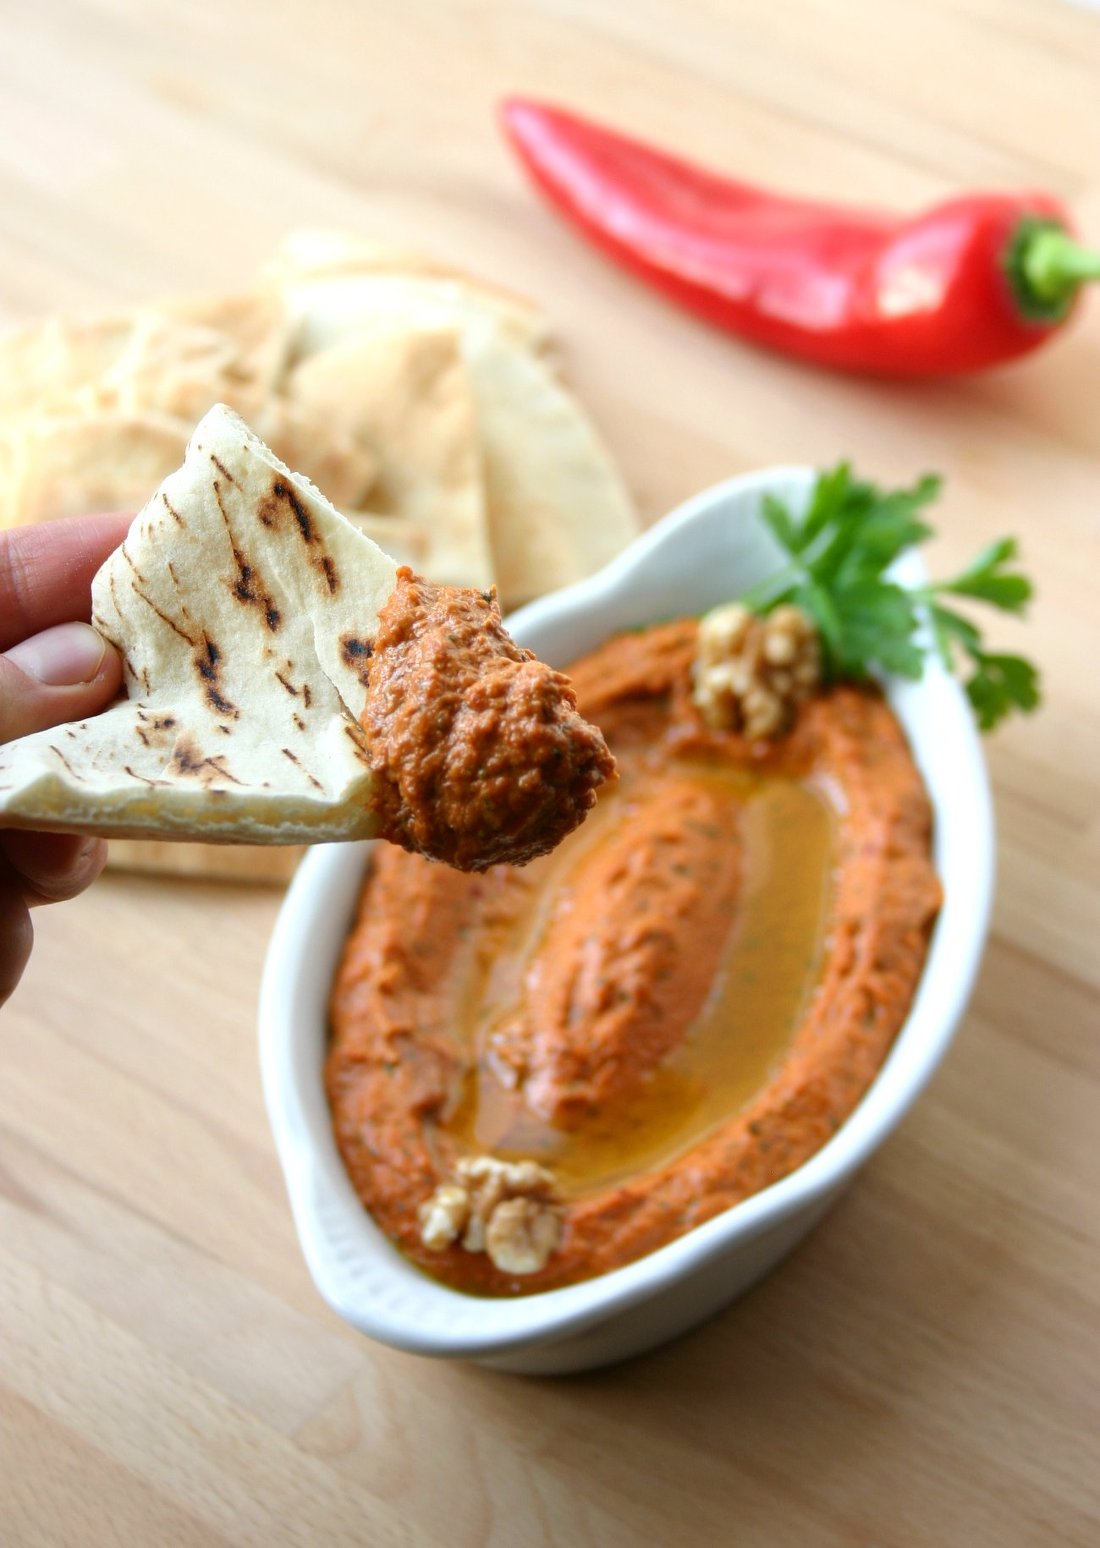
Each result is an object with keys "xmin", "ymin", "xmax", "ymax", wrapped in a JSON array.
[{"xmin": 1, "ymin": 513, "xmax": 131, "ymax": 1007}]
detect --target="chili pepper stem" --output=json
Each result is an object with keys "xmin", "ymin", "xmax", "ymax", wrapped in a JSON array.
[{"xmin": 1015, "ymin": 224, "xmax": 1100, "ymax": 314}]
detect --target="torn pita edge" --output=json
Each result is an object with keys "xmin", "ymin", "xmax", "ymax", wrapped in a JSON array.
[{"xmin": 261, "ymin": 229, "xmax": 547, "ymax": 325}]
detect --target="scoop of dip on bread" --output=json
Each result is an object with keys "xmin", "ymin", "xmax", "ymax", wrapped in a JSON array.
[{"xmin": 0, "ymin": 406, "xmax": 614, "ymax": 870}]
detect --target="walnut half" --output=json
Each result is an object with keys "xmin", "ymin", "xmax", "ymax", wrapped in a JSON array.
[
  {"xmin": 693, "ymin": 602, "xmax": 822, "ymax": 740},
  {"xmin": 417, "ymin": 1156, "xmax": 563, "ymax": 1275}
]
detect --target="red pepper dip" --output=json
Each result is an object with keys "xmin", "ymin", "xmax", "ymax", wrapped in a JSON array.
[
  {"xmin": 328, "ymin": 619, "xmax": 942, "ymax": 1295},
  {"xmin": 362, "ymin": 568, "xmax": 615, "ymax": 870}
]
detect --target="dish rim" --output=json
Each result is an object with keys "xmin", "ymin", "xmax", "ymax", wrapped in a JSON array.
[{"xmin": 259, "ymin": 463, "xmax": 995, "ymax": 1360}]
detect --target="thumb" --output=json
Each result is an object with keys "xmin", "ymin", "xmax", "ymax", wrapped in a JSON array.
[{"xmin": 0, "ymin": 623, "xmax": 123, "ymax": 744}]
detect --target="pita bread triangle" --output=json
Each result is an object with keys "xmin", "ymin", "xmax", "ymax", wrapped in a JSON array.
[{"xmin": 0, "ymin": 405, "xmax": 398, "ymax": 844}]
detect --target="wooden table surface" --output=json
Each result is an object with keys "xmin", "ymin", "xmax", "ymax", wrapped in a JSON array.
[{"xmin": 2, "ymin": 2, "xmax": 1098, "ymax": 1543}]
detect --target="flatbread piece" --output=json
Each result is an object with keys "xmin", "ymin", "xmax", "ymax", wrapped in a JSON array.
[{"xmin": 0, "ymin": 405, "xmax": 397, "ymax": 843}]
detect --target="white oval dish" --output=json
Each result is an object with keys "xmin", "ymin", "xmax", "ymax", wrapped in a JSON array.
[{"xmin": 259, "ymin": 466, "xmax": 994, "ymax": 1375}]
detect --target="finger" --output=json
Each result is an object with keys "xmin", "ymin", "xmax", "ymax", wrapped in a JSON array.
[
  {"xmin": 0, "ymin": 831, "xmax": 108, "ymax": 907},
  {"xmin": 0, "ymin": 623, "xmax": 124, "ymax": 744},
  {"xmin": 0, "ymin": 513, "xmax": 132, "ymax": 652},
  {"xmin": 0, "ymin": 883, "xmax": 33, "ymax": 1008}
]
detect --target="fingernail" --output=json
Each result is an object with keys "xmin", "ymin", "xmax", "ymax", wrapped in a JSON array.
[{"xmin": 6, "ymin": 623, "xmax": 108, "ymax": 687}]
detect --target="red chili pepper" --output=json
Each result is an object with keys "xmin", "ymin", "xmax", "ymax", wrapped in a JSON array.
[{"xmin": 500, "ymin": 98, "xmax": 1100, "ymax": 377}]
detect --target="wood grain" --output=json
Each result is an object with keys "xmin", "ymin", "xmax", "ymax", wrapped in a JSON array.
[{"xmin": 1, "ymin": 1, "xmax": 1098, "ymax": 1544}]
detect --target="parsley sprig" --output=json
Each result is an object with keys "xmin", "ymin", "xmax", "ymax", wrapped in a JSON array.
[{"xmin": 739, "ymin": 463, "xmax": 1040, "ymax": 731}]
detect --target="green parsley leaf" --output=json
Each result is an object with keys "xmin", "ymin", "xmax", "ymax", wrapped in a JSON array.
[
  {"xmin": 936, "ymin": 537, "xmax": 1034, "ymax": 612},
  {"xmin": 740, "ymin": 464, "xmax": 1041, "ymax": 732},
  {"xmin": 760, "ymin": 492, "xmax": 801, "ymax": 554},
  {"xmin": 965, "ymin": 652, "xmax": 1042, "ymax": 730}
]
